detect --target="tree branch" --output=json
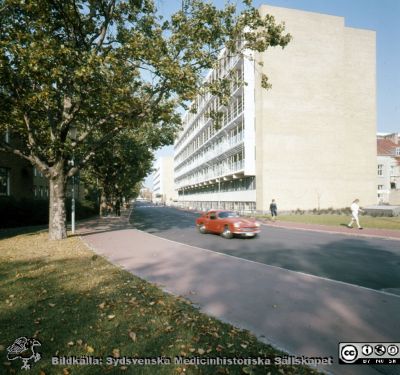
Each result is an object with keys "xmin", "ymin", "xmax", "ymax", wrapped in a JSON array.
[
  {"xmin": 0, "ymin": 141, "xmax": 31, "ymax": 162},
  {"xmin": 89, "ymin": 0, "xmax": 116, "ymax": 49},
  {"xmin": 23, "ymin": 112, "xmax": 37, "ymax": 149},
  {"xmin": 0, "ymin": 140, "xmax": 52, "ymax": 177}
]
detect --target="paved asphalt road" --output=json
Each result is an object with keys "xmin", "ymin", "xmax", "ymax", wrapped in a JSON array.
[{"xmin": 130, "ymin": 201, "xmax": 400, "ymax": 293}]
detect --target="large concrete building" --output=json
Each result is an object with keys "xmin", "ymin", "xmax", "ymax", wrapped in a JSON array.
[
  {"xmin": 152, "ymin": 156, "xmax": 176, "ymax": 205},
  {"xmin": 174, "ymin": 5, "xmax": 377, "ymax": 212}
]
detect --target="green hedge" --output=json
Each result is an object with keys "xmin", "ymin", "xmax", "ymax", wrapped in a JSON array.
[
  {"xmin": 66, "ymin": 198, "xmax": 99, "ymax": 221},
  {"xmin": 0, "ymin": 197, "xmax": 98, "ymax": 229}
]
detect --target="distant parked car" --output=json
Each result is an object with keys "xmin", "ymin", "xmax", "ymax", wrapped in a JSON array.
[{"xmin": 195, "ymin": 210, "xmax": 261, "ymax": 239}]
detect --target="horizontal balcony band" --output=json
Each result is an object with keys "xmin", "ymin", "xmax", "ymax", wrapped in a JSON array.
[
  {"xmin": 176, "ymin": 166, "xmax": 246, "ymax": 190},
  {"xmin": 175, "ymin": 144, "xmax": 244, "ymax": 183},
  {"xmin": 174, "ymin": 92, "xmax": 244, "ymax": 160}
]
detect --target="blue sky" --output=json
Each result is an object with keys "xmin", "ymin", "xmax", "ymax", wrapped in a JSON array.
[{"xmin": 146, "ymin": 0, "xmax": 400, "ymax": 185}]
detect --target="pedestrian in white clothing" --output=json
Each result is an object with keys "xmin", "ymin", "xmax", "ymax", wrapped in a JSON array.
[{"xmin": 347, "ymin": 199, "xmax": 364, "ymax": 229}]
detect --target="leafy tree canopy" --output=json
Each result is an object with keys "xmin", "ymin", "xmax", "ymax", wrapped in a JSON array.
[
  {"xmin": 81, "ymin": 128, "xmax": 154, "ymax": 204},
  {"xmin": 0, "ymin": 0, "xmax": 291, "ymax": 239}
]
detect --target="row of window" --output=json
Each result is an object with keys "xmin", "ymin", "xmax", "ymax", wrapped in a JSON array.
[
  {"xmin": 176, "ymin": 149, "xmax": 245, "ymax": 187},
  {"xmin": 175, "ymin": 119, "xmax": 245, "ymax": 177},
  {"xmin": 0, "ymin": 167, "xmax": 49, "ymax": 198},
  {"xmin": 34, "ymin": 185, "xmax": 49, "ymax": 198},
  {"xmin": 378, "ymin": 183, "xmax": 397, "ymax": 190},
  {"xmin": 175, "ymin": 94, "xmax": 244, "ymax": 165},
  {"xmin": 179, "ymin": 176, "xmax": 255, "ymax": 195},
  {"xmin": 378, "ymin": 164, "xmax": 400, "ymax": 176},
  {"xmin": 179, "ymin": 200, "xmax": 256, "ymax": 212},
  {"xmin": 176, "ymin": 55, "xmax": 244, "ymax": 151},
  {"xmin": 0, "ymin": 167, "xmax": 9, "ymax": 196},
  {"xmin": 33, "ymin": 167, "xmax": 44, "ymax": 178},
  {"xmin": 175, "ymin": 150, "xmax": 245, "ymax": 185}
]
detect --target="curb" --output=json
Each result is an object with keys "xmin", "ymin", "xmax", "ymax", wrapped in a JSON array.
[{"xmin": 261, "ymin": 222, "xmax": 400, "ymax": 241}]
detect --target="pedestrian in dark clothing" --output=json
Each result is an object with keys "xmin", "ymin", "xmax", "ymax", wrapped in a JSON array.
[
  {"xmin": 115, "ymin": 199, "xmax": 121, "ymax": 217},
  {"xmin": 270, "ymin": 199, "xmax": 278, "ymax": 221}
]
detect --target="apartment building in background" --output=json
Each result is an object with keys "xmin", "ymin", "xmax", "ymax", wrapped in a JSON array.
[
  {"xmin": 377, "ymin": 133, "xmax": 400, "ymax": 204},
  {"xmin": 173, "ymin": 4, "xmax": 377, "ymax": 212},
  {"xmin": 1, "ymin": 132, "xmax": 86, "ymax": 202},
  {"xmin": 152, "ymin": 156, "xmax": 176, "ymax": 205},
  {"xmin": 0, "ymin": 132, "xmax": 48, "ymax": 200}
]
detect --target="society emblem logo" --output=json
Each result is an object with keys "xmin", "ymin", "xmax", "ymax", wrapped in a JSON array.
[
  {"xmin": 6, "ymin": 337, "xmax": 42, "ymax": 370},
  {"xmin": 340, "ymin": 344, "xmax": 358, "ymax": 363}
]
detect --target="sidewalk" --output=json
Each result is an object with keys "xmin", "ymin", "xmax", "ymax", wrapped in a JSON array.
[
  {"xmin": 261, "ymin": 219, "xmax": 400, "ymax": 241},
  {"xmin": 79, "ymin": 212, "xmax": 400, "ymax": 375}
]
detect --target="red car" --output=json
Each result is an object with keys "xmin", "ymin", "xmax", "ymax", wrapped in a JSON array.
[{"xmin": 195, "ymin": 210, "xmax": 261, "ymax": 239}]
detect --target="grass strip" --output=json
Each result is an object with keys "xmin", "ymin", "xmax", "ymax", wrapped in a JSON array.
[
  {"xmin": 257, "ymin": 214, "xmax": 400, "ymax": 230},
  {"xmin": 0, "ymin": 231, "xmax": 322, "ymax": 375}
]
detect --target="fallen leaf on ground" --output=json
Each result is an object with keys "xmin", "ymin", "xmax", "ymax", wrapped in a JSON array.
[
  {"xmin": 86, "ymin": 345, "xmax": 94, "ymax": 353},
  {"xmin": 197, "ymin": 348, "xmax": 205, "ymax": 355},
  {"xmin": 107, "ymin": 314, "xmax": 115, "ymax": 320},
  {"xmin": 128, "ymin": 332, "xmax": 137, "ymax": 342}
]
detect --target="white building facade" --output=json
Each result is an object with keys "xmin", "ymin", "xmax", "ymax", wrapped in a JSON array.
[
  {"xmin": 152, "ymin": 156, "xmax": 176, "ymax": 205},
  {"xmin": 377, "ymin": 133, "xmax": 400, "ymax": 205},
  {"xmin": 174, "ymin": 46, "xmax": 257, "ymax": 212},
  {"xmin": 174, "ymin": 5, "xmax": 377, "ymax": 212}
]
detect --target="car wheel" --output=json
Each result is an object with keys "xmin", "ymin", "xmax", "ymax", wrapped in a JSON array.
[
  {"xmin": 221, "ymin": 225, "xmax": 233, "ymax": 239},
  {"xmin": 198, "ymin": 224, "xmax": 206, "ymax": 234}
]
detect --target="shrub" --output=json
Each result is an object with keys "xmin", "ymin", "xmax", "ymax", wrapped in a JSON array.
[
  {"xmin": 0, "ymin": 197, "xmax": 48, "ymax": 228},
  {"xmin": 66, "ymin": 198, "xmax": 99, "ymax": 220},
  {"xmin": 0, "ymin": 197, "xmax": 98, "ymax": 229}
]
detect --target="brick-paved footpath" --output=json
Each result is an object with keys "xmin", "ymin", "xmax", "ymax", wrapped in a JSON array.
[{"xmin": 78, "ymin": 211, "xmax": 400, "ymax": 375}]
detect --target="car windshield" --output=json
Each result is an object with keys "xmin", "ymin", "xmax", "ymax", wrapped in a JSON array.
[{"xmin": 218, "ymin": 211, "xmax": 239, "ymax": 218}]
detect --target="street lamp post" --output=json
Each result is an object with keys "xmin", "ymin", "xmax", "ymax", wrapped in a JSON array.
[
  {"xmin": 70, "ymin": 127, "xmax": 77, "ymax": 234},
  {"xmin": 71, "ymin": 155, "xmax": 75, "ymax": 234}
]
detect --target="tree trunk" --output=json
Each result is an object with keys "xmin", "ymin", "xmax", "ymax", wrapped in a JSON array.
[
  {"xmin": 49, "ymin": 166, "xmax": 67, "ymax": 240},
  {"xmin": 100, "ymin": 190, "xmax": 107, "ymax": 216}
]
